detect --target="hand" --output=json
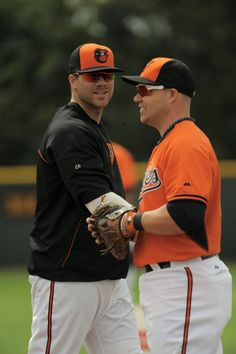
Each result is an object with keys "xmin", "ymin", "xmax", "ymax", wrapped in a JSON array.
[
  {"xmin": 86, "ymin": 201, "xmax": 137, "ymax": 260},
  {"xmin": 86, "ymin": 217, "xmax": 104, "ymax": 244}
]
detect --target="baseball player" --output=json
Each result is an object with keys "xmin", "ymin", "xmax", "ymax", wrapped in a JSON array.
[
  {"xmin": 112, "ymin": 141, "xmax": 138, "ymax": 204},
  {"xmin": 87, "ymin": 58, "xmax": 232, "ymax": 354},
  {"xmin": 27, "ymin": 43, "xmax": 142, "ymax": 354},
  {"xmin": 112, "ymin": 141, "xmax": 138, "ymax": 298}
]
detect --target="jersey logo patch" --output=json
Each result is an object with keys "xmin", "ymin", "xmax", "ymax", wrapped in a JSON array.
[
  {"xmin": 106, "ymin": 143, "xmax": 115, "ymax": 165},
  {"xmin": 184, "ymin": 182, "xmax": 191, "ymax": 186},
  {"xmin": 140, "ymin": 165, "xmax": 162, "ymax": 197},
  {"xmin": 75, "ymin": 163, "xmax": 81, "ymax": 170}
]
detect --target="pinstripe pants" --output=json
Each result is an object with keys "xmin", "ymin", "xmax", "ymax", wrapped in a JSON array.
[{"xmin": 139, "ymin": 256, "xmax": 232, "ymax": 354}]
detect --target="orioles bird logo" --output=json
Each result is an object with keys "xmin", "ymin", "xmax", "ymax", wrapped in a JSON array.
[
  {"xmin": 139, "ymin": 165, "xmax": 162, "ymax": 201},
  {"xmin": 94, "ymin": 48, "xmax": 108, "ymax": 63}
]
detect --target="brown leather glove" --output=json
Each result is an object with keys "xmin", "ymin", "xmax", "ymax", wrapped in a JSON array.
[{"xmin": 89, "ymin": 200, "xmax": 137, "ymax": 260}]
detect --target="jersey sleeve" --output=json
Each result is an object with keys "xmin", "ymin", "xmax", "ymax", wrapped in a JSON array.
[
  {"xmin": 46, "ymin": 124, "xmax": 111, "ymax": 206},
  {"xmin": 163, "ymin": 137, "xmax": 212, "ymax": 205}
]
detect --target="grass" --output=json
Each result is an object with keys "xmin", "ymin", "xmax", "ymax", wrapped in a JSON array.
[
  {"xmin": 0, "ymin": 270, "xmax": 31, "ymax": 354},
  {"xmin": 0, "ymin": 261, "xmax": 235, "ymax": 354}
]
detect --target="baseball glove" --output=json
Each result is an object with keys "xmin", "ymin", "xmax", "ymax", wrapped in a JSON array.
[{"xmin": 90, "ymin": 199, "xmax": 137, "ymax": 260}]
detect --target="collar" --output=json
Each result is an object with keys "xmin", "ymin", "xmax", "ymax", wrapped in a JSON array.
[
  {"xmin": 157, "ymin": 117, "xmax": 196, "ymax": 145},
  {"xmin": 66, "ymin": 102, "xmax": 102, "ymax": 126}
]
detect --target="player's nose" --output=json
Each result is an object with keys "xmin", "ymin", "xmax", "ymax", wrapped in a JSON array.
[{"xmin": 134, "ymin": 93, "xmax": 142, "ymax": 104}]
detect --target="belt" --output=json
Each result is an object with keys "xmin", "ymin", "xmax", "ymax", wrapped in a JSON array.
[{"xmin": 145, "ymin": 254, "xmax": 217, "ymax": 272}]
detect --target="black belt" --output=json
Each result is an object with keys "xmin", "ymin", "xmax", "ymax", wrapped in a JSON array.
[{"xmin": 145, "ymin": 254, "xmax": 217, "ymax": 272}]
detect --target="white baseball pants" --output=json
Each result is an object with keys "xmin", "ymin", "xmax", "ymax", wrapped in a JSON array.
[
  {"xmin": 139, "ymin": 255, "xmax": 232, "ymax": 354},
  {"xmin": 28, "ymin": 276, "xmax": 143, "ymax": 354}
]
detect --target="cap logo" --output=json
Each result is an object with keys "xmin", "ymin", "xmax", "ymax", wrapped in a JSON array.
[{"xmin": 94, "ymin": 48, "xmax": 108, "ymax": 63}]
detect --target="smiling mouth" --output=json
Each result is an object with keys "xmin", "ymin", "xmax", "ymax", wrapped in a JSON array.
[
  {"xmin": 94, "ymin": 91, "xmax": 108, "ymax": 95},
  {"xmin": 139, "ymin": 106, "xmax": 144, "ymax": 113}
]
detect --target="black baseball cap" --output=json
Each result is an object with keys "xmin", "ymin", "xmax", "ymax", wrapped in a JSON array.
[
  {"xmin": 69, "ymin": 43, "xmax": 123, "ymax": 74},
  {"xmin": 122, "ymin": 57, "xmax": 196, "ymax": 98}
]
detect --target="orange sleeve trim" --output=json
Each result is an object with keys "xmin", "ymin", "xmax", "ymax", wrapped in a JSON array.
[
  {"xmin": 61, "ymin": 217, "xmax": 83, "ymax": 268},
  {"xmin": 38, "ymin": 149, "xmax": 49, "ymax": 164},
  {"xmin": 169, "ymin": 194, "xmax": 208, "ymax": 204}
]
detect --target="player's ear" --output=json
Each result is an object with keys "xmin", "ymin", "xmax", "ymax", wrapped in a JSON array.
[
  {"xmin": 68, "ymin": 74, "xmax": 78, "ymax": 89},
  {"xmin": 169, "ymin": 88, "xmax": 178, "ymax": 102}
]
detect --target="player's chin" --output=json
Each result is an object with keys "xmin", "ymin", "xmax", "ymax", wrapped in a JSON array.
[
  {"xmin": 140, "ymin": 114, "xmax": 148, "ymax": 124},
  {"xmin": 94, "ymin": 96, "xmax": 112, "ymax": 108}
]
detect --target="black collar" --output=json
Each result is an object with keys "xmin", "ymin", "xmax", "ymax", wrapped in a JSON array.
[
  {"xmin": 66, "ymin": 102, "xmax": 102, "ymax": 126},
  {"xmin": 157, "ymin": 117, "xmax": 196, "ymax": 145}
]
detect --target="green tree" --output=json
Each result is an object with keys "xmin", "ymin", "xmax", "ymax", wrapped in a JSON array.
[{"xmin": 0, "ymin": 0, "xmax": 235, "ymax": 164}]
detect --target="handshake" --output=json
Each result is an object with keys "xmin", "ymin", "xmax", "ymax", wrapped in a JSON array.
[{"xmin": 86, "ymin": 198, "xmax": 142, "ymax": 260}]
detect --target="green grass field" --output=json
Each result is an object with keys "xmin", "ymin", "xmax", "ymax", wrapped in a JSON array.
[{"xmin": 0, "ymin": 262, "xmax": 235, "ymax": 354}]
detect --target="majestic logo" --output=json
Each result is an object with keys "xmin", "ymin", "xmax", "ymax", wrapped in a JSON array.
[
  {"xmin": 139, "ymin": 165, "xmax": 162, "ymax": 199},
  {"xmin": 94, "ymin": 48, "xmax": 108, "ymax": 63},
  {"xmin": 74, "ymin": 163, "xmax": 81, "ymax": 170}
]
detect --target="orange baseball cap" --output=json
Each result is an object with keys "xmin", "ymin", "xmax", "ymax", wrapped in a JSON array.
[
  {"xmin": 69, "ymin": 43, "xmax": 123, "ymax": 74},
  {"xmin": 122, "ymin": 57, "xmax": 196, "ymax": 97}
]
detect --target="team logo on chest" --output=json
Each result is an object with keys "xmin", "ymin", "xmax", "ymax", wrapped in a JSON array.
[
  {"xmin": 106, "ymin": 143, "xmax": 115, "ymax": 165},
  {"xmin": 140, "ymin": 165, "xmax": 162, "ymax": 196}
]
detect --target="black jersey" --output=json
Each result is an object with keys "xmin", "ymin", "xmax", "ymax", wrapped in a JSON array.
[{"xmin": 28, "ymin": 103, "xmax": 128, "ymax": 281}]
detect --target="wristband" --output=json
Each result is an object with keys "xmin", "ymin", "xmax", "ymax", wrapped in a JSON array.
[
  {"xmin": 121, "ymin": 211, "xmax": 136, "ymax": 236},
  {"xmin": 121, "ymin": 211, "xmax": 144, "ymax": 238},
  {"xmin": 133, "ymin": 213, "xmax": 144, "ymax": 231}
]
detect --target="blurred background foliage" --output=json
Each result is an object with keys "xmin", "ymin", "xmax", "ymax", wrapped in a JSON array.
[{"xmin": 0, "ymin": 0, "xmax": 235, "ymax": 164}]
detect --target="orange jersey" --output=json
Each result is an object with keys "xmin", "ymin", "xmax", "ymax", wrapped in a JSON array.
[
  {"xmin": 112, "ymin": 142, "xmax": 137, "ymax": 192},
  {"xmin": 134, "ymin": 120, "xmax": 221, "ymax": 267}
]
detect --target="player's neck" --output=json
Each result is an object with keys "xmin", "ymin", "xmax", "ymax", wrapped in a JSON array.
[
  {"xmin": 159, "ymin": 107, "xmax": 191, "ymax": 136},
  {"xmin": 70, "ymin": 97, "xmax": 103, "ymax": 124}
]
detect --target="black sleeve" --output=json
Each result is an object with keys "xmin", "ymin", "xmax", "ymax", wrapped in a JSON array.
[
  {"xmin": 167, "ymin": 200, "xmax": 208, "ymax": 250},
  {"xmin": 47, "ymin": 125, "xmax": 111, "ymax": 205}
]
